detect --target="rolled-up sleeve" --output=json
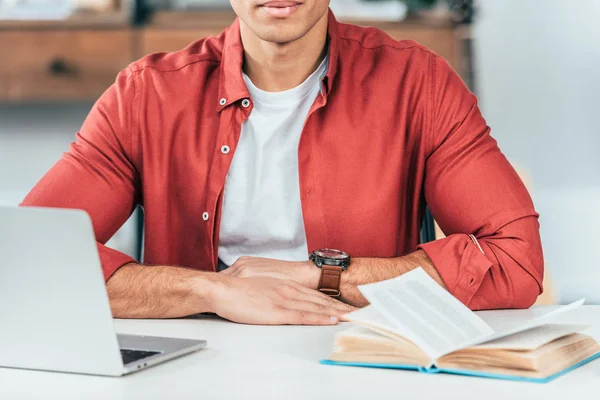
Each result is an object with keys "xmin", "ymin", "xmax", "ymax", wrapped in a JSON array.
[
  {"xmin": 417, "ymin": 55, "xmax": 544, "ymax": 310},
  {"xmin": 20, "ymin": 68, "xmax": 139, "ymax": 281}
]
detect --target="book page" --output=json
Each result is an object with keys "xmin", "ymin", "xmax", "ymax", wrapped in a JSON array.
[
  {"xmin": 471, "ymin": 324, "xmax": 591, "ymax": 350},
  {"xmin": 332, "ymin": 325, "xmax": 432, "ymax": 366},
  {"xmin": 357, "ymin": 268, "xmax": 494, "ymax": 360},
  {"xmin": 342, "ymin": 305, "xmax": 399, "ymax": 333},
  {"xmin": 470, "ymin": 299, "xmax": 585, "ymax": 345},
  {"xmin": 342, "ymin": 306, "xmax": 426, "ymax": 352}
]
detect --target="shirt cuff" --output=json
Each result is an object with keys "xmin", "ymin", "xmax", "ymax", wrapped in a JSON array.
[
  {"xmin": 417, "ymin": 234, "xmax": 493, "ymax": 307},
  {"xmin": 97, "ymin": 243, "xmax": 137, "ymax": 281}
]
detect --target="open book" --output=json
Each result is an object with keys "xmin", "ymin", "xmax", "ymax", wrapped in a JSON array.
[{"xmin": 322, "ymin": 268, "xmax": 600, "ymax": 383}]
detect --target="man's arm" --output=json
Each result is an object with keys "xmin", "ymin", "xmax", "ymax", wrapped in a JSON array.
[
  {"xmin": 220, "ymin": 252, "xmax": 443, "ymax": 308},
  {"xmin": 106, "ymin": 263, "xmax": 214, "ymax": 318},
  {"xmin": 412, "ymin": 55, "xmax": 544, "ymax": 310},
  {"xmin": 341, "ymin": 56, "xmax": 544, "ymax": 309},
  {"xmin": 21, "ymin": 68, "xmax": 140, "ymax": 280},
  {"xmin": 340, "ymin": 55, "xmax": 543, "ymax": 310},
  {"xmin": 337, "ymin": 250, "xmax": 444, "ymax": 307},
  {"xmin": 220, "ymin": 252, "xmax": 443, "ymax": 307},
  {"xmin": 108, "ymin": 263, "xmax": 355, "ymax": 323}
]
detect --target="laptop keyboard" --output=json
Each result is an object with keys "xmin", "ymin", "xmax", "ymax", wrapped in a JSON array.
[{"xmin": 120, "ymin": 349, "xmax": 161, "ymax": 365}]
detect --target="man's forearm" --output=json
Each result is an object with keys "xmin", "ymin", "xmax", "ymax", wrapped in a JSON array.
[
  {"xmin": 106, "ymin": 263, "xmax": 219, "ymax": 319},
  {"xmin": 340, "ymin": 250, "xmax": 446, "ymax": 307}
]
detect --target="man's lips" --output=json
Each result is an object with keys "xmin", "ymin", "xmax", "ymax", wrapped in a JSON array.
[{"xmin": 260, "ymin": 1, "xmax": 301, "ymax": 17}]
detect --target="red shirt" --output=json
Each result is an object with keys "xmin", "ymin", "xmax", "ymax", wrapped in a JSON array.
[{"xmin": 21, "ymin": 11, "xmax": 544, "ymax": 310}]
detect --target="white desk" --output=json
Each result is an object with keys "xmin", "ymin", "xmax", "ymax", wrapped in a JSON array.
[{"xmin": 2, "ymin": 306, "xmax": 600, "ymax": 399}]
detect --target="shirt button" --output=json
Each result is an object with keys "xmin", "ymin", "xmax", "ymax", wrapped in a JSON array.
[
  {"xmin": 219, "ymin": 98, "xmax": 227, "ymax": 106},
  {"xmin": 202, "ymin": 212, "xmax": 210, "ymax": 221},
  {"xmin": 221, "ymin": 145, "xmax": 230, "ymax": 154},
  {"xmin": 241, "ymin": 98, "xmax": 251, "ymax": 108}
]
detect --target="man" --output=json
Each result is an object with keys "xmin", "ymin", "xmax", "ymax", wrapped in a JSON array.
[{"xmin": 21, "ymin": 0, "xmax": 544, "ymax": 325}]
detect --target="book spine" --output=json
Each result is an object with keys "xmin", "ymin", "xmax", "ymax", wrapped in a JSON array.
[{"xmin": 420, "ymin": 365, "xmax": 441, "ymax": 374}]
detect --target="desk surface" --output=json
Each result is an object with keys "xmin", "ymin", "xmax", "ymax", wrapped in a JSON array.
[{"xmin": 2, "ymin": 306, "xmax": 600, "ymax": 399}]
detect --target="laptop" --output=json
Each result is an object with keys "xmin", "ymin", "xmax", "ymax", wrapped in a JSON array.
[{"xmin": 0, "ymin": 206, "xmax": 207, "ymax": 376}]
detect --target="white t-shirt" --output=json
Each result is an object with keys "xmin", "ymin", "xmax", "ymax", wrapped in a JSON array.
[{"xmin": 218, "ymin": 57, "xmax": 328, "ymax": 268}]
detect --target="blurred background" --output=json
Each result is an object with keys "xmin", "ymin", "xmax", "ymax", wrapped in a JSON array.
[{"xmin": 0, "ymin": 0, "xmax": 598, "ymax": 304}]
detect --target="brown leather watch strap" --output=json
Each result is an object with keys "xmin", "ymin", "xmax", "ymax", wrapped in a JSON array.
[{"xmin": 317, "ymin": 265, "xmax": 343, "ymax": 297}]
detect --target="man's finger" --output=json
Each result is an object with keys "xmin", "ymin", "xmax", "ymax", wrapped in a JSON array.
[
  {"xmin": 319, "ymin": 298, "xmax": 357, "ymax": 314},
  {"xmin": 220, "ymin": 267, "xmax": 234, "ymax": 275},
  {"xmin": 281, "ymin": 294, "xmax": 353, "ymax": 319},
  {"xmin": 292, "ymin": 284, "xmax": 357, "ymax": 313},
  {"xmin": 304, "ymin": 294, "xmax": 356, "ymax": 314},
  {"xmin": 281, "ymin": 309, "xmax": 339, "ymax": 326}
]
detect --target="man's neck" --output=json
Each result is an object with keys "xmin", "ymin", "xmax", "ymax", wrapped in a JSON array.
[{"xmin": 240, "ymin": 14, "xmax": 328, "ymax": 93}]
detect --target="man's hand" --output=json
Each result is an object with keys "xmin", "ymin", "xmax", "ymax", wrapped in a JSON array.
[
  {"xmin": 220, "ymin": 256, "xmax": 321, "ymax": 289},
  {"xmin": 210, "ymin": 276, "xmax": 356, "ymax": 325}
]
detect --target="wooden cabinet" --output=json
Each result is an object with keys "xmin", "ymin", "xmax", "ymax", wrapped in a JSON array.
[
  {"xmin": 0, "ymin": 29, "xmax": 133, "ymax": 102},
  {"xmin": 138, "ymin": 12, "xmax": 463, "ymax": 75},
  {"xmin": 0, "ymin": 11, "xmax": 465, "ymax": 103},
  {"xmin": 138, "ymin": 25, "xmax": 461, "ymax": 69},
  {"xmin": 138, "ymin": 28, "xmax": 222, "ymax": 56},
  {"xmin": 376, "ymin": 24, "xmax": 462, "ymax": 73},
  {"xmin": 137, "ymin": 11, "xmax": 235, "ymax": 56}
]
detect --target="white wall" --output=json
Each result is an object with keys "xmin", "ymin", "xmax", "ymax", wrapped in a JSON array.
[
  {"xmin": 0, "ymin": 104, "xmax": 139, "ymax": 258},
  {"xmin": 474, "ymin": 0, "xmax": 600, "ymax": 303}
]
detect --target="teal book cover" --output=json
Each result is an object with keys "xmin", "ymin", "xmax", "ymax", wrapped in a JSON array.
[{"xmin": 320, "ymin": 352, "xmax": 600, "ymax": 383}]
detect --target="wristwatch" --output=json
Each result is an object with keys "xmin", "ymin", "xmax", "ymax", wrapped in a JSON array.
[{"xmin": 309, "ymin": 248, "xmax": 351, "ymax": 297}]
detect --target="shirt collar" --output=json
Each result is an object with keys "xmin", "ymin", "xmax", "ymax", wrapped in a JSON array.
[{"xmin": 217, "ymin": 9, "xmax": 340, "ymax": 112}]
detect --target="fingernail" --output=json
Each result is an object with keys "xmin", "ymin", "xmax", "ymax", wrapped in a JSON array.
[{"xmin": 330, "ymin": 316, "xmax": 339, "ymax": 324}]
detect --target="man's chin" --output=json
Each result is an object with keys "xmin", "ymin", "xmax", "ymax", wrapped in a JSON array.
[{"xmin": 254, "ymin": 27, "xmax": 308, "ymax": 45}]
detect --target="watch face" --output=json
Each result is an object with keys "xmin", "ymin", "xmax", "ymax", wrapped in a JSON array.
[{"xmin": 314, "ymin": 249, "xmax": 349, "ymax": 260}]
